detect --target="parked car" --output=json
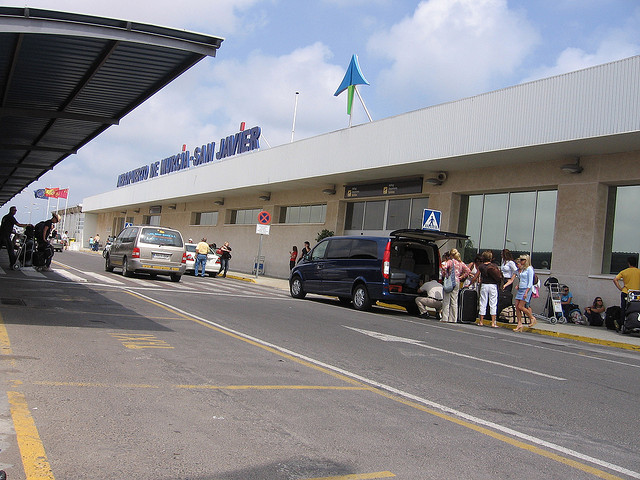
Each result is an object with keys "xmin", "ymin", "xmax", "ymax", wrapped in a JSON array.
[
  {"xmin": 289, "ymin": 229, "xmax": 468, "ymax": 312},
  {"xmin": 104, "ymin": 226, "xmax": 186, "ymax": 282},
  {"xmin": 50, "ymin": 233, "xmax": 64, "ymax": 252},
  {"xmin": 184, "ymin": 243, "xmax": 220, "ymax": 276}
]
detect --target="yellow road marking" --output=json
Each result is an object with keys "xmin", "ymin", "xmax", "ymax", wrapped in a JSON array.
[
  {"xmin": 306, "ymin": 472, "xmax": 395, "ymax": 480},
  {"xmin": 7, "ymin": 391, "xmax": 54, "ymax": 480},
  {"xmin": 124, "ymin": 290, "xmax": 628, "ymax": 480},
  {"xmin": 108, "ymin": 332, "xmax": 173, "ymax": 350},
  {"xmin": 33, "ymin": 381, "xmax": 367, "ymax": 392},
  {"xmin": 0, "ymin": 315, "xmax": 15, "ymax": 368},
  {"xmin": 527, "ymin": 328, "xmax": 640, "ymax": 352}
]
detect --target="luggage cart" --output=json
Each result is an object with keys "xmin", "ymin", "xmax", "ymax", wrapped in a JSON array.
[{"xmin": 542, "ymin": 277, "xmax": 566, "ymax": 324}]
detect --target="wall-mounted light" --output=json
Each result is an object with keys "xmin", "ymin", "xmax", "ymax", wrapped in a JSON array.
[
  {"xmin": 322, "ymin": 185, "xmax": 336, "ymax": 195},
  {"xmin": 133, "ymin": 208, "xmax": 140, "ymax": 213},
  {"xmin": 168, "ymin": 204, "xmax": 177, "ymax": 210},
  {"xmin": 258, "ymin": 193, "xmax": 271, "ymax": 201},
  {"xmin": 120, "ymin": 211, "xmax": 127, "ymax": 214},
  {"xmin": 561, "ymin": 158, "xmax": 583, "ymax": 174},
  {"xmin": 213, "ymin": 198, "xmax": 224, "ymax": 206},
  {"xmin": 425, "ymin": 171, "xmax": 447, "ymax": 186}
]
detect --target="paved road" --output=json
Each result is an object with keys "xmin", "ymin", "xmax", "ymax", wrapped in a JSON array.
[{"xmin": 0, "ymin": 250, "xmax": 639, "ymax": 479}]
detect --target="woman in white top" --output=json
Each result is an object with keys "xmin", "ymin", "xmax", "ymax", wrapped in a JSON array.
[{"xmin": 500, "ymin": 249, "xmax": 518, "ymax": 292}]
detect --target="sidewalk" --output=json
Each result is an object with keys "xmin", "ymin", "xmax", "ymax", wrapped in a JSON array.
[{"xmin": 229, "ymin": 271, "xmax": 640, "ymax": 352}]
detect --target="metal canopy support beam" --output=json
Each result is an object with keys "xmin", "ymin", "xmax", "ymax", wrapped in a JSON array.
[
  {"xmin": 0, "ymin": 107, "xmax": 119, "ymax": 125},
  {"xmin": 0, "ymin": 7, "xmax": 224, "ymax": 206}
]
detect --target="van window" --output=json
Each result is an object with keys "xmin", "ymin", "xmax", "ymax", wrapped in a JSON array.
[
  {"xmin": 350, "ymin": 239, "xmax": 378, "ymax": 259},
  {"xmin": 326, "ymin": 239, "xmax": 353, "ymax": 259},
  {"xmin": 140, "ymin": 228, "xmax": 183, "ymax": 247},
  {"xmin": 119, "ymin": 227, "xmax": 137, "ymax": 243},
  {"xmin": 311, "ymin": 240, "xmax": 329, "ymax": 260}
]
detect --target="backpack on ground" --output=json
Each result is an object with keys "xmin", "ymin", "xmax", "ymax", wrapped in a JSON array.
[{"xmin": 605, "ymin": 305, "xmax": 621, "ymax": 331}]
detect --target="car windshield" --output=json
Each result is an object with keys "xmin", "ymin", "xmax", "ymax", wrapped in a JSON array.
[{"xmin": 140, "ymin": 228, "xmax": 183, "ymax": 247}]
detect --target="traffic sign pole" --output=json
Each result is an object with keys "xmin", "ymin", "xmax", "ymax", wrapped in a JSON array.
[
  {"xmin": 255, "ymin": 234, "xmax": 263, "ymax": 279},
  {"xmin": 255, "ymin": 211, "xmax": 270, "ymax": 278}
]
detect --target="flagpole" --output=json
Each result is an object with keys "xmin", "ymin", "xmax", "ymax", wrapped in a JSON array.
[
  {"xmin": 46, "ymin": 194, "xmax": 51, "ymax": 222},
  {"xmin": 62, "ymin": 188, "xmax": 69, "ymax": 232},
  {"xmin": 290, "ymin": 91, "xmax": 299, "ymax": 143},
  {"xmin": 354, "ymin": 86, "xmax": 373, "ymax": 122}
]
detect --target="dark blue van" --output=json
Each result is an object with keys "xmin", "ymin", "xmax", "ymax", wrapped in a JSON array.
[{"xmin": 289, "ymin": 229, "xmax": 468, "ymax": 312}]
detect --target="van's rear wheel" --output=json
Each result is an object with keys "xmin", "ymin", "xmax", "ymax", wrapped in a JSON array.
[
  {"xmin": 121, "ymin": 257, "xmax": 133, "ymax": 277},
  {"xmin": 352, "ymin": 284, "xmax": 371, "ymax": 311},
  {"xmin": 105, "ymin": 255, "xmax": 114, "ymax": 272},
  {"xmin": 290, "ymin": 276, "xmax": 306, "ymax": 298}
]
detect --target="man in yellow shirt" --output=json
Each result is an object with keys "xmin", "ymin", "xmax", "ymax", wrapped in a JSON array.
[
  {"xmin": 613, "ymin": 256, "xmax": 640, "ymax": 313},
  {"xmin": 194, "ymin": 237, "xmax": 209, "ymax": 277}
]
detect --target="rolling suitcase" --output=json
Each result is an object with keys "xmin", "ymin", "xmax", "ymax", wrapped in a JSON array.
[
  {"xmin": 457, "ymin": 287, "xmax": 478, "ymax": 323},
  {"xmin": 497, "ymin": 289, "xmax": 515, "ymax": 323}
]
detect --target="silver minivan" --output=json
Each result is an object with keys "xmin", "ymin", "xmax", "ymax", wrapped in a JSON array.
[{"xmin": 105, "ymin": 226, "xmax": 186, "ymax": 282}]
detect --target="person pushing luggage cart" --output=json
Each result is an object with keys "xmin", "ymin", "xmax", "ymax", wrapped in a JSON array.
[{"xmin": 33, "ymin": 212, "xmax": 59, "ymax": 271}]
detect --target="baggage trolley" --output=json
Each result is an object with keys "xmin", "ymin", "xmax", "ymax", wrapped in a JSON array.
[{"xmin": 543, "ymin": 277, "xmax": 566, "ymax": 324}]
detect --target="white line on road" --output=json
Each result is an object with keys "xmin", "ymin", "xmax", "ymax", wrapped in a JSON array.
[
  {"xmin": 124, "ymin": 289, "xmax": 640, "ymax": 480},
  {"xmin": 82, "ymin": 271, "xmax": 125, "ymax": 285},
  {"xmin": 53, "ymin": 268, "xmax": 88, "ymax": 282},
  {"xmin": 19, "ymin": 267, "xmax": 45, "ymax": 278},
  {"xmin": 345, "ymin": 326, "xmax": 566, "ymax": 381}
]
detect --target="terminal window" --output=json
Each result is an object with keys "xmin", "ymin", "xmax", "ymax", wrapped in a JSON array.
[
  {"xmin": 603, "ymin": 185, "xmax": 640, "ymax": 274},
  {"xmin": 280, "ymin": 204, "xmax": 326, "ymax": 224},
  {"xmin": 143, "ymin": 215, "xmax": 161, "ymax": 226},
  {"xmin": 345, "ymin": 197, "xmax": 429, "ymax": 233},
  {"xmin": 230, "ymin": 208, "xmax": 261, "ymax": 225},
  {"xmin": 192, "ymin": 211, "xmax": 218, "ymax": 226},
  {"xmin": 460, "ymin": 190, "xmax": 557, "ymax": 270}
]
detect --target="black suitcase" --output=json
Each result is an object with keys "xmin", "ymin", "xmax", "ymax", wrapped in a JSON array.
[
  {"xmin": 457, "ymin": 287, "xmax": 478, "ymax": 323},
  {"xmin": 497, "ymin": 289, "xmax": 515, "ymax": 322}
]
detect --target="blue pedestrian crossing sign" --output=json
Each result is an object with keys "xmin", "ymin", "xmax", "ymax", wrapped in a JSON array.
[{"xmin": 422, "ymin": 209, "xmax": 441, "ymax": 231}]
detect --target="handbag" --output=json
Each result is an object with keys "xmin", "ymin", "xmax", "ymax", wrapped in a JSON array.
[{"xmin": 443, "ymin": 263, "xmax": 456, "ymax": 293}]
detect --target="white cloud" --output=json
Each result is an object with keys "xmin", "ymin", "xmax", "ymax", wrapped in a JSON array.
[
  {"xmin": 521, "ymin": 24, "xmax": 640, "ymax": 83},
  {"xmin": 13, "ymin": 0, "xmax": 263, "ymax": 36},
  {"xmin": 18, "ymin": 41, "xmax": 350, "ymax": 209},
  {"xmin": 367, "ymin": 0, "xmax": 539, "ymax": 108}
]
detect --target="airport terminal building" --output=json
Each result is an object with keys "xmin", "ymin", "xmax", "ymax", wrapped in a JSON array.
[{"xmin": 83, "ymin": 55, "xmax": 640, "ymax": 311}]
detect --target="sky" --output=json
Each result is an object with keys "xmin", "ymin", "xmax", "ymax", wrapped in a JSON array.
[{"xmin": 3, "ymin": 0, "xmax": 640, "ymax": 222}]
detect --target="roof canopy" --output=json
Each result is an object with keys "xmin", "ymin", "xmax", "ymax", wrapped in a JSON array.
[{"xmin": 0, "ymin": 6, "xmax": 223, "ymax": 206}]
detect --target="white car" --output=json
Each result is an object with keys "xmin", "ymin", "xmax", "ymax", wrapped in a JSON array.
[{"xmin": 184, "ymin": 243, "xmax": 220, "ymax": 276}]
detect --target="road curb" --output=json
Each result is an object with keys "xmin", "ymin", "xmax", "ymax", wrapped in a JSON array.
[{"xmin": 524, "ymin": 327, "xmax": 640, "ymax": 352}]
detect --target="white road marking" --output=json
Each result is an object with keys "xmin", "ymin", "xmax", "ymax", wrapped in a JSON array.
[
  {"xmin": 345, "ymin": 326, "xmax": 566, "ymax": 381},
  {"xmin": 52, "ymin": 268, "xmax": 87, "ymax": 282},
  {"xmin": 123, "ymin": 289, "xmax": 640, "ymax": 480},
  {"xmin": 19, "ymin": 267, "xmax": 45, "ymax": 277},
  {"xmin": 82, "ymin": 271, "xmax": 125, "ymax": 285}
]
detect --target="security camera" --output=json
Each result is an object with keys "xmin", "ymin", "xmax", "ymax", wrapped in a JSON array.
[{"xmin": 436, "ymin": 172, "xmax": 447, "ymax": 182}]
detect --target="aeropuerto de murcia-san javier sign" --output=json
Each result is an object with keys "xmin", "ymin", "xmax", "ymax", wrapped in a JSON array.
[{"xmin": 116, "ymin": 126, "xmax": 261, "ymax": 188}]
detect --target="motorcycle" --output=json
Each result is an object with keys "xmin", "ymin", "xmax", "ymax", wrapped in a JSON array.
[{"xmin": 102, "ymin": 238, "xmax": 112, "ymax": 258}]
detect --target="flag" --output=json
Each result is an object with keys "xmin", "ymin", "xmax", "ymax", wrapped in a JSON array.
[
  {"xmin": 334, "ymin": 54, "xmax": 370, "ymax": 115},
  {"xmin": 34, "ymin": 189, "xmax": 47, "ymax": 199},
  {"xmin": 57, "ymin": 188, "xmax": 68, "ymax": 199},
  {"xmin": 45, "ymin": 188, "xmax": 58, "ymax": 198}
]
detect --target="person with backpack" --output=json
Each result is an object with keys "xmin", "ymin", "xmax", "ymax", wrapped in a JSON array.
[
  {"xmin": 440, "ymin": 248, "xmax": 471, "ymax": 323},
  {"xmin": 503, "ymin": 254, "xmax": 537, "ymax": 331}
]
